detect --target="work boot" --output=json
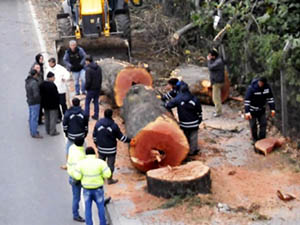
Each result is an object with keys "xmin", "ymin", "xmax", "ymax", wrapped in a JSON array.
[
  {"xmin": 73, "ymin": 215, "xmax": 85, "ymax": 223},
  {"xmin": 104, "ymin": 196, "xmax": 111, "ymax": 206},
  {"xmin": 107, "ymin": 177, "xmax": 118, "ymax": 185}
]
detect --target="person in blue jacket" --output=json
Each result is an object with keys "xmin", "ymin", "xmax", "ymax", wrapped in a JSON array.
[
  {"xmin": 244, "ymin": 77, "xmax": 275, "ymax": 143},
  {"xmin": 165, "ymin": 82, "xmax": 203, "ymax": 156},
  {"xmin": 93, "ymin": 109, "xmax": 131, "ymax": 184}
]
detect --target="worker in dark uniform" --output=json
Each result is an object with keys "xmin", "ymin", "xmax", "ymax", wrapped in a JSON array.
[
  {"xmin": 62, "ymin": 97, "xmax": 89, "ymax": 169},
  {"xmin": 93, "ymin": 109, "xmax": 131, "ymax": 185},
  {"xmin": 165, "ymin": 83, "xmax": 203, "ymax": 156},
  {"xmin": 244, "ymin": 77, "xmax": 275, "ymax": 143}
]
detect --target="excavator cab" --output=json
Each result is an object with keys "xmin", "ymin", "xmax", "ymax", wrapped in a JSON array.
[{"xmin": 56, "ymin": 0, "xmax": 143, "ymax": 63}]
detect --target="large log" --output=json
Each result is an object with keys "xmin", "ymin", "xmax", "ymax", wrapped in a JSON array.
[
  {"xmin": 146, "ymin": 161, "xmax": 211, "ymax": 198},
  {"xmin": 96, "ymin": 59, "xmax": 153, "ymax": 107},
  {"xmin": 122, "ymin": 85, "xmax": 189, "ymax": 172},
  {"xmin": 171, "ymin": 64, "xmax": 230, "ymax": 105},
  {"xmin": 254, "ymin": 137, "xmax": 285, "ymax": 156}
]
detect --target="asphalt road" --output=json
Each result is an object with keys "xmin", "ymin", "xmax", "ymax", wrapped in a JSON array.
[{"xmin": 0, "ymin": 0, "xmax": 83, "ymax": 224}]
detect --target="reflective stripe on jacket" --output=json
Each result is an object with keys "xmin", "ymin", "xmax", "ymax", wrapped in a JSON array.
[
  {"xmin": 73, "ymin": 155, "xmax": 112, "ymax": 189},
  {"xmin": 67, "ymin": 145, "xmax": 85, "ymax": 178}
]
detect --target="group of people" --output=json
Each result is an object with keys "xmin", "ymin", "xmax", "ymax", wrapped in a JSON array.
[
  {"xmin": 25, "ymin": 40, "xmax": 102, "ymax": 139},
  {"xmin": 24, "ymin": 43, "xmax": 276, "ymax": 225}
]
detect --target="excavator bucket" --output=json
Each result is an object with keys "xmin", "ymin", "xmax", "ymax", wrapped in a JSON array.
[{"xmin": 55, "ymin": 36, "xmax": 131, "ymax": 65}]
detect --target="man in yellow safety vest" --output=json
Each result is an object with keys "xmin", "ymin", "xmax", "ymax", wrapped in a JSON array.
[
  {"xmin": 73, "ymin": 147, "xmax": 111, "ymax": 225},
  {"xmin": 67, "ymin": 137, "xmax": 86, "ymax": 223}
]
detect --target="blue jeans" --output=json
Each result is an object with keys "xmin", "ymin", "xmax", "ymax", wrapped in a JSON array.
[
  {"xmin": 29, "ymin": 104, "xmax": 40, "ymax": 136},
  {"xmin": 83, "ymin": 187, "xmax": 106, "ymax": 225},
  {"xmin": 85, "ymin": 90, "xmax": 100, "ymax": 118},
  {"xmin": 69, "ymin": 177, "xmax": 81, "ymax": 218},
  {"xmin": 73, "ymin": 69, "xmax": 86, "ymax": 94},
  {"xmin": 65, "ymin": 139, "xmax": 87, "ymax": 155}
]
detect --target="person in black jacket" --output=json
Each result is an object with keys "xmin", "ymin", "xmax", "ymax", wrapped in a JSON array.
[
  {"xmin": 63, "ymin": 40, "xmax": 87, "ymax": 95},
  {"xmin": 63, "ymin": 97, "xmax": 89, "ymax": 158},
  {"xmin": 40, "ymin": 72, "xmax": 60, "ymax": 136},
  {"xmin": 84, "ymin": 55, "xmax": 102, "ymax": 120},
  {"xmin": 31, "ymin": 63, "xmax": 44, "ymax": 125},
  {"xmin": 165, "ymin": 83, "xmax": 203, "ymax": 156},
  {"xmin": 244, "ymin": 77, "xmax": 275, "ymax": 143},
  {"xmin": 25, "ymin": 69, "xmax": 43, "ymax": 139},
  {"xmin": 93, "ymin": 109, "xmax": 131, "ymax": 184},
  {"xmin": 207, "ymin": 49, "xmax": 225, "ymax": 117}
]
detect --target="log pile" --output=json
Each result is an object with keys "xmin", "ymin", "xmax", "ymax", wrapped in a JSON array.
[
  {"xmin": 171, "ymin": 64, "xmax": 230, "ymax": 105},
  {"xmin": 122, "ymin": 85, "xmax": 189, "ymax": 172},
  {"xmin": 146, "ymin": 161, "xmax": 211, "ymax": 198},
  {"xmin": 97, "ymin": 59, "xmax": 153, "ymax": 107}
]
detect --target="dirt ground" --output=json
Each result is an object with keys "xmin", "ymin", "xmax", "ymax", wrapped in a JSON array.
[{"xmin": 31, "ymin": 0, "xmax": 300, "ymax": 224}]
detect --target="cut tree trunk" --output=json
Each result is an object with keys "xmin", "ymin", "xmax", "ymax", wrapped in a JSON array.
[
  {"xmin": 146, "ymin": 161, "xmax": 211, "ymax": 198},
  {"xmin": 96, "ymin": 59, "xmax": 153, "ymax": 107},
  {"xmin": 122, "ymin": 84, "xmax": 189, "ymax": 172},
  {"xmin": 172, "ymin": 64, "xmax": 230, "ymax": 105},
  {"xmin": 255, "ymin": 137, "xmax": 285, "ymax": 156}
]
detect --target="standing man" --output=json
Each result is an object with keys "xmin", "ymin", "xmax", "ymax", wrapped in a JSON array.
[
  {"xmin": 63, "ymin": 40, "xmax": 86, "ymax": 95},
  {"xmin": 63, "ymin": 97, "xmax": 89, "ymax": 163},
  {"xmin": 40, "ymin": 72, "xmax": 60, "ymax": 136},
  {"xmin": 165, "ymin": 83, "xmax": 202, "ymax": 156},
  {"xmin": 244, "ymin": 77, "xmax": 275, "ymax": 143},
  {"xmin": 48, "ymin": 57, "xmax": 70, "ymax": 122},
  {"xmin": 84, "ymin": 55, "xmax": 102, "ymax": 120},
  {"xmin": 25, "ymin": 69, "xmax": 43, "ymax": 139},
  {"xmin": 73, "ymin": 147, "xmax": 111, "ymax": 225},
  {"xmin": 207, "ymin": 49, "xmax": 225, "ymax": 117},
  {"xmin": 31, "ymin": 63, "xmax": 44, "ymax": 125},
  {"xmin": 93, "ymin": 109, "xmax": 131, "ymax": 184},
  {"xmin": 67, "ymin": 137, "xmax": 86, "ymax": 223}
]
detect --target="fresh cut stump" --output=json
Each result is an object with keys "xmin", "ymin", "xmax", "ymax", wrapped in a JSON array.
[
  {"xmin": 97, "ymin": 58, "xmax": 153, "ymax": 107},
  {"xmin": 146, "ymin": 161, "xmax": 211, "ymax": 198},
  {"xmin": 122, "ymin": 85, "xmax": 189, "ymax": 172}
]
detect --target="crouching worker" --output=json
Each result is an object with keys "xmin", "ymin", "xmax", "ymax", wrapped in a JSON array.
[
  {"xmin": 165, "ymin": 83, "xmax": 203, "ymax": 156},
  {"xmin": 93, "ymin": 109, "xmax": 131, "ymax": 184},
  {"xmin": 67, "ymin": 137, "xmax": 86, "ymax": 223},
  {"xmin": 73, "ymin": 147, "xmax": 111, "ymax": 225}
]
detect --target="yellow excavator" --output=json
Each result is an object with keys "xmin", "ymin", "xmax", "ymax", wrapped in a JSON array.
[{"xmin": 56, "ymin": 0, "xmax": 142, "ymax": 63}]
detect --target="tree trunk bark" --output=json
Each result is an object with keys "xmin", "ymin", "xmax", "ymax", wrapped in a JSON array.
[
  {"xmin": 146, "ymin": 161, "xmax": 211, "ymax": 198},
  {"xmin": 121, "ymin": 85, "xmax": 189, "ymax": 172},
  {"xmin": 96, "ymin": 59, "xmax": 153, "ymax": 107},
  {"xmin": 172, "ymin": 64, "xmax": 230, "ymax": 105}
]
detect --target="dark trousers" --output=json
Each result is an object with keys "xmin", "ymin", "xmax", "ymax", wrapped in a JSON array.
[
  {"xmin": 99, "ymin": 153, "xmax": 116, "ymax": 175},
  {"xmin": 183, "ymin": 128, "xmax": 199, "ymax": 154},
  {"xmin": 38, "ymin": 106, "xmax": 43, "ymax": 124},
  {"xmin": 58, "ymin": 93, "xmax": 68, "ymax": 120},
  {"xmin": 85, "ymin": 90, "xmax": 100, "ymax": 119},
  {"xmin": 45, "ymin": 109, "xmax": 58, "ymax": 135},
  {"xmin": 249, "ymin": 111, "xmax": 267, "ymax": 142}
]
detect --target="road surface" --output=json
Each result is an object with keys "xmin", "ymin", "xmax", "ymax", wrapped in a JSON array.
[{"xmin": 0, "ymin": 0, "xmax": 83, "ymax": 224}]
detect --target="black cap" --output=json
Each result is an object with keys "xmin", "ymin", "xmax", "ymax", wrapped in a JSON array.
[
  {"xmin": 47, "ymin": 71, "xmax": 55, "ymax": 78},
  {"xmin": 258, "ymin": 77, "xmax": 267, "ymax": 84},
  {"xmin": 86, "ymin": 147, "xmax": 95, "ymax": 155}
]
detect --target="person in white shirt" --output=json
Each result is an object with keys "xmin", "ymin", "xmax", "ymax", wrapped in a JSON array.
[{"xmin": 47, "ymin": 57, "xmax": 70, "ymax": 122}]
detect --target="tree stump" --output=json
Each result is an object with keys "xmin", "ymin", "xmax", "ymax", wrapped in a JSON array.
[
  {"xmin": 171, "ymin": 64, "xmax": 230, "ymax": 105},
  {"xmin": 122, "ymin": 85, "xmax": 189, "ymax": 172},
  {"xmin": 146, "ymin": 161, "xmax": 211, "ymax": 198},
  {"xmin": 96, "ymin": 59, "xmax": 153, "ymax": 107}
]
